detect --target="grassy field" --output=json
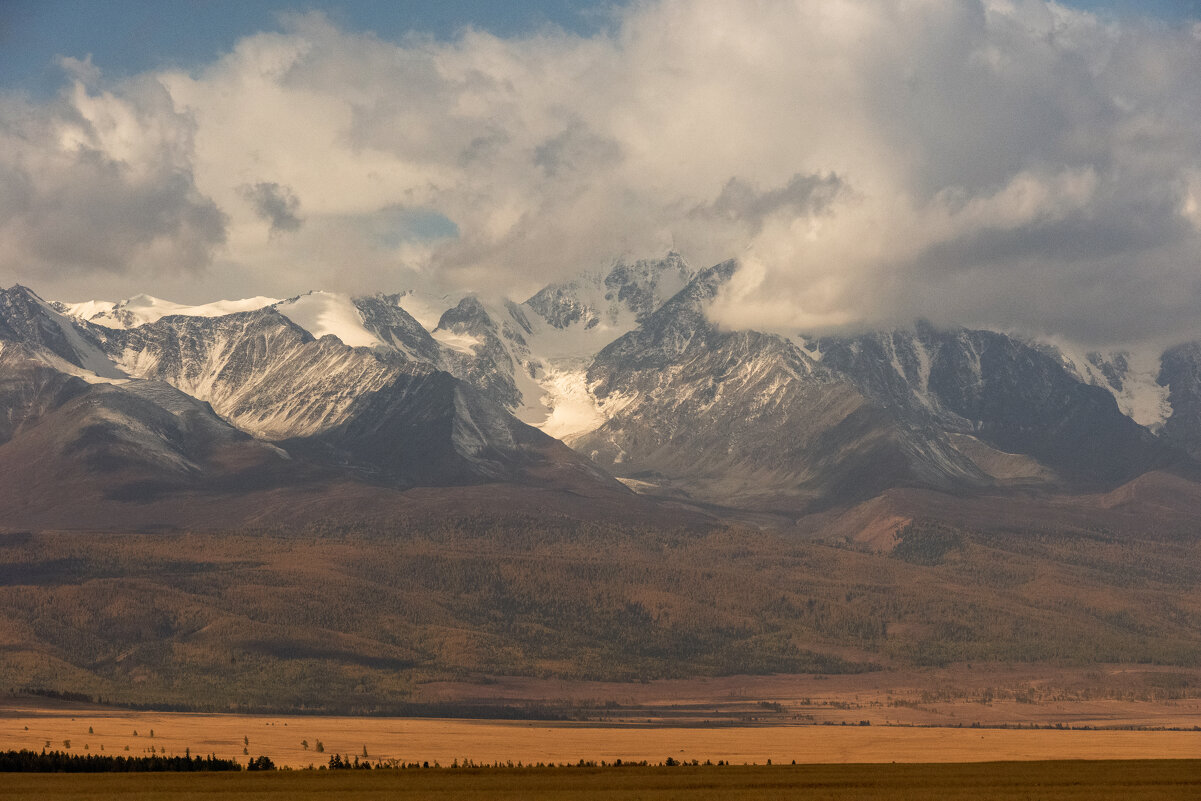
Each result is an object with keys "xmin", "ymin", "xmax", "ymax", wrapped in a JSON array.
[
  {"xmin": 3, "ymin": 705, "xmax": 1200, "ymax": 769},
  {"xmin": 3, "ymin": 760, "xmax": 1201, "ymax": 800}
]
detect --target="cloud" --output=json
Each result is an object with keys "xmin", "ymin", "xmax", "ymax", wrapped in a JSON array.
[
  {"xmin": 691, "ymin": 173, "xmax": 847, "ymax": 235},
  {"xmin": 6, "ymin": 2, "xmax": 1201, "ymax": 346},
  {"xmin": 0, "ymin": 71, "xmax": 226, "ymax": 285},
  {"xmin": 240, "ymin": 181, "xmax": 302, "ymax": 235},
  {"xmin": 533, "ymin": 120, "xmax": 623, "ymax": 178}
]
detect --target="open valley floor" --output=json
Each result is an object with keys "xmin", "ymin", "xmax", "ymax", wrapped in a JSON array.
[{"xmin": 2, "ymin": 700, "xmax": 1199, "ymax": 770}]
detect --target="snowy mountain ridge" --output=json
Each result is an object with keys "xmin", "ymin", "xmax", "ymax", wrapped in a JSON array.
[
  {"xmin": 57, "ymin": 293, "xmax": 280, "ymax": 329},
  {"xmin": 3, "ymin": 284, "xmax": 614, "ymax": 502},
  {"xmin": 13, "ymin": 250, "xmax": 1201, "ymax": 513},
  {"xmin": 40, "ymin": 261, "xmax": 1201, "ymax": 454}
]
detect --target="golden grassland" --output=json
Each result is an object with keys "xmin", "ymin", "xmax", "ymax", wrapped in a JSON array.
[
  {"xmin": 2, "ymin": 705, "xmax": 1200, "ymax": 769},
  {"xmin": 419, "ymin": 664, "xmax": 1201, "ymax": 728},
  {"xmin": 3, "ymin": 761, "xmax": 1201, "ymax": 800}
]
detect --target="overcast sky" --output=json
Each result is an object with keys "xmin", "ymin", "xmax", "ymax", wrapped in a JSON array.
[{"xmin": 3, "ymin": 0, "xmax": 1201, "ymax": 347}]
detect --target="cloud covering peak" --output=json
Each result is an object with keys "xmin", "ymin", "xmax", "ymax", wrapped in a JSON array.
[{"xmin": 3, "ymin": 1, "xmax": 1201, "ymax": 346}]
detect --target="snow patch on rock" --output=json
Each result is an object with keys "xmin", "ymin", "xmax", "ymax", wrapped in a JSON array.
[
  {"xmin": 533, "ymin": 367, "xmax": 607, "ymax": 442},
  {"xmin": 396, "ymin": 290, "xmax": 458, "ymax": 331},
  {"xmin": 432, "ymin": 328, "xmax": 483, "ymax": 354},
  {"xmin": 1046, "ymin": 339, "xmax": 1171, "ymax": 430}
]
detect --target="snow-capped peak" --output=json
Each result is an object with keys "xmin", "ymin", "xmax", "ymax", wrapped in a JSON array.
[
  {"xmin": 60, "ymin": 293, "xmax": 279, "ymax": 329},
  {"xmin": 274, "ymin": 291, "xmax": 384, "ymax": 349}
]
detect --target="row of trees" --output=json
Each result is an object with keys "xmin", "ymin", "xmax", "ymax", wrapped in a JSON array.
[{"xmin": 0, "ymin": 750, "xmax": 242, "ymax": 772}]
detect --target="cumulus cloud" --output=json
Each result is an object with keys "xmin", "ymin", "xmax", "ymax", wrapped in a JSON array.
[
  {"xmin": 6, "ymin": 1, "xmax": 1201, "ymax": 346},
  {"xmin": 0, "ymin": 69, "xmax": 226, "ymax": 285}
]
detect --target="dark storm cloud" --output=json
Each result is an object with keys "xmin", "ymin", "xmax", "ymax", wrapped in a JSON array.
[
  {"xmin": 240, "ymin": 182, "xmax": 303, "ymax": 235},
  {"xmin": 691, "ymin": 173, "xmax": 847, "ymax": 235},
  {"xmin": 533, "ymin": 121, "xmax": 623, "ymax": 178}
]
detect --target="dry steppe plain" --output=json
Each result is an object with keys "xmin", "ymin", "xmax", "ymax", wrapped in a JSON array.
[{"xmin": 3, "ymin": 699, "xmax": 1200, "ymax": 769}]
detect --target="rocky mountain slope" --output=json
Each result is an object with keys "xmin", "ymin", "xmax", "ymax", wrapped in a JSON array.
[
  {"xmin": 568, "ymin": 263, "xmax": 1177, "ymax": 509},
  {"xmin": 573, "ymin": 262, "xmax": 984, "ymax": 509},
  {"xmin": 816, "ymin": 325, "xmax": 1175, "ymax": 487},
  {"xmin": 0, "ymin": 341, "xmax": 297, "ymax": 528},
  {"xmin": 1157, "ymin": 342, "xmax": 1201, "ymax": 459},
  {"xmin": 425, "ymin": 252, "xmax": 695, "ymax": 439},
  {"xmin": 0, "ymin": 285, "xmax": 631, "ymax": 529},
  {"xmin": 381, "ymin": 256, "xmax": 1191, "ymax": 512}
]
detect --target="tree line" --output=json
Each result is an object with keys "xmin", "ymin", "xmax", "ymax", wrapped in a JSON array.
[{"xmin": 0, "ymin": 750, "xmax": 243, "ymax": 772}]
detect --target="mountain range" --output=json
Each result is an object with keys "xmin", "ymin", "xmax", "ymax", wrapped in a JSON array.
[
  {"xmin": 2, "ymin": 252, "xmax": 1201, "ymax": 533},
  {"xmin": 7, "ymin": 255, "xmax": 1201, "ymax": 710}
]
